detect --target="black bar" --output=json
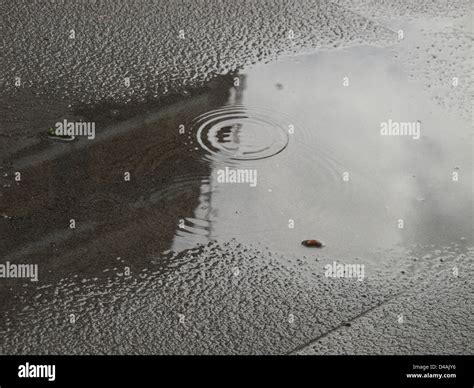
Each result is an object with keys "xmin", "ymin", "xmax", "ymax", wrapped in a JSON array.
[{"xmin": 0, "ymin": 355, "xmax": 471, "ymax": 387}]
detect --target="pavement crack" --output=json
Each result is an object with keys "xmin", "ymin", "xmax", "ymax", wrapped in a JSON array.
[{"xmin": 287, "ymin": 291, "xmax": 404, "ymax": 355}]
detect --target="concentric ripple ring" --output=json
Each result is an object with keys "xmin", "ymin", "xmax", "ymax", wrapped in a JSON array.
[{"xmin": 192, "ymin": 105, "xmax": 291, "ymax": 162}]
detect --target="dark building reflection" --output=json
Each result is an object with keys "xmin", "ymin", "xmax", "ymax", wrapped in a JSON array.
[{"xmin": 0, "ymin": 73, "xmax": 244, "ymax": 303}]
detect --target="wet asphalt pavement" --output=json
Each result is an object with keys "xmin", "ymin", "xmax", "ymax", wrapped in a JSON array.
[{"xmin": 0, "ymin": 0, "xmax": 472, "ymax": 354}]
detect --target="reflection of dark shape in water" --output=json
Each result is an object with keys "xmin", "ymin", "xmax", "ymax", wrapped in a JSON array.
[
  {"xmin": 0, "ymin": 74, "xmax": 237, "ymax": 291},
  {"xmin": 216, "ymin": 123, "xmax": 242, "ymax": 149},
  {"xmin": 216, "ymin": 75, "xmax": 245, "ymax": 150}
]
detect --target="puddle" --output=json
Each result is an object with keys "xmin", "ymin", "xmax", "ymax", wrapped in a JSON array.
[{"xmin": 2, "ymin": 45, "xmax": 471, "ymax": 272}]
